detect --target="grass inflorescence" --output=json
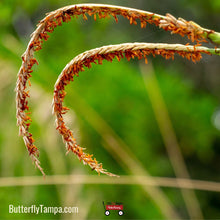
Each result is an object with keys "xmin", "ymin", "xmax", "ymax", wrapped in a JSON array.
[{"xmin": 16, "ymin": 4, "xmax": 220, "ymax": 176}]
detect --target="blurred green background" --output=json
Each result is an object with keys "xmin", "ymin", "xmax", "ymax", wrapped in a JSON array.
[{"xmin": 0, "ymin": 0, "xmax": 220, "ymax": 219}]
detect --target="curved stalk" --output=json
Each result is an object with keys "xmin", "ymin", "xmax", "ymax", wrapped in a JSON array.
[
  {"xmin": 52, "ymin": 42, "xmax": 213, "ymax": 176},
  {"xmin": 16, "ymin": 3, "xmax": 219, "ymax": 175}
]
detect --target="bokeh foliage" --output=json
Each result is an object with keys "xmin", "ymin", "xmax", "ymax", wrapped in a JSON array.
[{"xmin": 0, "ymin": 0, "xmax": 219, "ymax": 219}]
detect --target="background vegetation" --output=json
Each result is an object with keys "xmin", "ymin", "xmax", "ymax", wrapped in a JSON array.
[{"xmin": 0, "ymin": 0, "xmax": 219, "ymax": 219}]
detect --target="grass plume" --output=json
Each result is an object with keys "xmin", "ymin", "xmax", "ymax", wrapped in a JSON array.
[{"xmin": 16, "ymin": 4, "xmax": 219, "ymax": 175}]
